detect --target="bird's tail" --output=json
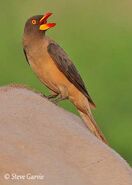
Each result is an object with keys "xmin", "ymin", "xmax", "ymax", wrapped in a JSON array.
[{"xmin": 78, "ymin": 110, "xmax": 108, "ymax": 144}]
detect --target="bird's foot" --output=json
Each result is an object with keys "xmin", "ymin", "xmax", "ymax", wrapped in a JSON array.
[
  {"xmin": 52, "ymin": 96, "xmax": 67, "ymax": 104},
  {"xmin": 47, "ymin": 94, "xmax": 58, "ymax": 100},
  {"xmin": 45, "ymin": 94, "xmax": 59, "ymax": 105},
  {"xmin": 45, "ymin": 94, "xmax": 67, "ymax": 104}
]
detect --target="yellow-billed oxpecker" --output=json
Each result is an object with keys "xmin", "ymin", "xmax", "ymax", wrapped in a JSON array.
[{"xmin": 23, "ymin": 12, "xmax": 107, "ymax": 144}]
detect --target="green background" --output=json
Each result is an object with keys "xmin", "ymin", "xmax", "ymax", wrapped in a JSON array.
[{"xmin": 0, "ymin": 1, "xmax": 132, "ymax": 165}]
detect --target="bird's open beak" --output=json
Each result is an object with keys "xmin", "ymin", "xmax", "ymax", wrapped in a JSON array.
[{"xmin": 39, "ymin": 12, "xmax": 56, "ymax": 31}]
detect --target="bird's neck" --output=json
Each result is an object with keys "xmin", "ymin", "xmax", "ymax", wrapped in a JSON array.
[{"xmin": 23, "ymin": 31, "xmax": 46, "ymax": 49}]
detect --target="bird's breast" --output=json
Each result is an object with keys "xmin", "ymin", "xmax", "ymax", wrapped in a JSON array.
[{"xmin": 24, "ymin": 42, "xmax": 68, "ymax": 93}]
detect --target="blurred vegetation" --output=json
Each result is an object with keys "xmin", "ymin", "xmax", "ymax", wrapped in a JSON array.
[{"xmin": 0, "ymin": 1, "xmax": 132, "ymax": 165}]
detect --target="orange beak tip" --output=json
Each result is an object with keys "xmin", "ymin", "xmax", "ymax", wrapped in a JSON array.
[
  {"xmin": 47, "ymin": 12, "xmax": 53, "ymax": 16},
  {"xmin": 49, "ymin": 23, "xmax": 56, "ymax": 27}
]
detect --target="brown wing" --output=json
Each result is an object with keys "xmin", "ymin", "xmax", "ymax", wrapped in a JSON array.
[{"xmin": 47, "ymin": 42, "xmax": 96, "ymax": 108}]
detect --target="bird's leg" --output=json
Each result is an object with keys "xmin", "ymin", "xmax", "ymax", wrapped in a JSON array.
[
  {"xmin": 53, "ymin": 94, "xmax": 67, "ymax": 104},
  {"xmin": 53, "ymin": 87, "xmax": 68, "ymax": 104},
  {"xmin": 45, "ymin": 90, "xmax": 58, "ymax": 100},
  {"xmin": 47, "ymin": 87, "xmax": 68, "ymax": 104},
  {"xmin": 47, "ymin": 94, "xmax": 58, "ymax": 100}
]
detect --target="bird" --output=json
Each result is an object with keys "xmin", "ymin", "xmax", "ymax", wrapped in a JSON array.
[{"xmin": 23, "ymin": 12, "xmax": 107, "ymax": 144}]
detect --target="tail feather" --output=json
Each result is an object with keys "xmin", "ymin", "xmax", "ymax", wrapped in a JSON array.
[{"xmin": 78, "ymin": 110, "xmax": 108, "ymax": 144}]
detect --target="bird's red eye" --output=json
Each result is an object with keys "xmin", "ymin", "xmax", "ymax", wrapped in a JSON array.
[{"xmin": 32, "ymin": 19, "xmax": 37, "ymax": 25}]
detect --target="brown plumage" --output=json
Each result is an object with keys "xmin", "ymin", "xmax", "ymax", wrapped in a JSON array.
[{"xmin": 23, "ymin": 13, "xmax": 107, "ymax": 144}]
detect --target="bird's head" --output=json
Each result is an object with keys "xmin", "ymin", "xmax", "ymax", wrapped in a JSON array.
[{"xmin": 24, "ymin": 12, "xmax": 56, "ymax": 36}]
